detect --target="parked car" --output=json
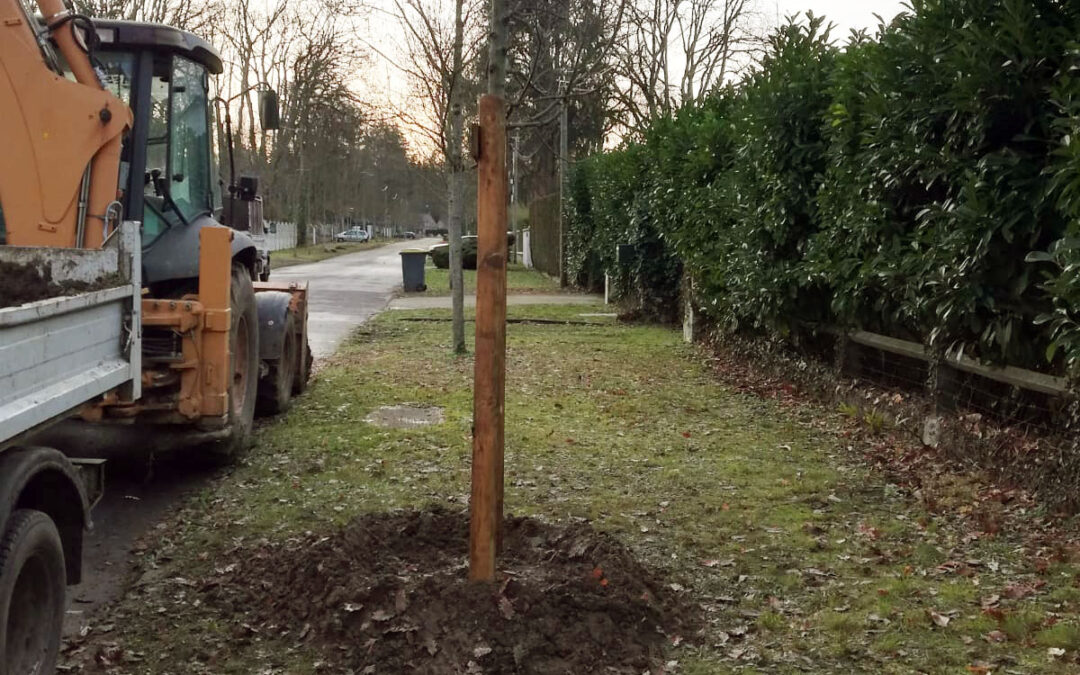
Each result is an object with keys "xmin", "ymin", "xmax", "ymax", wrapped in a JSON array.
[
  {"xmin": 334, "ymin": 226, "xmax": 370, "ymax": 242},
  {"xmin": 403, "ymin": 231, "xmax": 417, "ymax": 239}
]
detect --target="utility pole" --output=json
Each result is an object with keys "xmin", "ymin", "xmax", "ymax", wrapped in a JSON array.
[
  {"xmin": 510, "ymin": 129, "xmax": 519, "ymax": 264},
  {"xmin": 470, "ymin": 0, "xmax": 508, "ymax": 584},
  {"xmin": 558, "ymin": 92, "xmax": 568, "ymax": 287}
]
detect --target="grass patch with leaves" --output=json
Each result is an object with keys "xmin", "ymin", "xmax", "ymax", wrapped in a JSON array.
[
  {"xmin": 271, "ymin": 240, "xmax": 388, "ymax": 268},
  {"xmin": 420, "ymin": 262, "xmax": 560, "ymax": 295},
  {"xmin": 66, "ymin": 304, "xmax": 1080, "ymax": 674}
]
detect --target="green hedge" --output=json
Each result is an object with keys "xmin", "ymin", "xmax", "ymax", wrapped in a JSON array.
[{"xmin": 567, "ymin": 2, "xmax": 1080, "ymax": 376}]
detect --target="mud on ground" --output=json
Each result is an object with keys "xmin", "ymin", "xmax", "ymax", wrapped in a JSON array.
[{"xmin": 207, "ymin": 508, "xmax": 697, "ymax": 674}]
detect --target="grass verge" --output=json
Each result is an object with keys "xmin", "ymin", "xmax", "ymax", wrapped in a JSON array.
[
  {"xmin": 420, "ymin": 262, "xmax": 560, "ymax": 295},
  {"xmin": 66, "ymin": 304, "xmax": 1080, "ymax": 674},
  {"xmin": 271, "ymin": 240, "xmax": 388, "ymax": 268}
]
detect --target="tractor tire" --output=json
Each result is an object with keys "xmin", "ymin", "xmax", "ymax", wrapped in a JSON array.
[
  {"xmin": 256, "ymin": 311, "xmax": 297, "ymax": 415},
  {"xmin": 0, "ymin": 510, "xmax": 66, "ymax": 675},
  {"xmin": 293, "ymin": 336, "xmax": 313, "ymax": 395},
  {"xmin": 206, "ymin": 263, "xmax": 260, "ymax": 464}
]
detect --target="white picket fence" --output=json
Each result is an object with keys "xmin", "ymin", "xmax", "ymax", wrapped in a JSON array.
[
  {"xmin": 263, "ymin": 220, "xmax": 383, "ymax": 249},
  {"xmin": 264, "ymin": 221, "xmax": 298, "ymax": 251}
]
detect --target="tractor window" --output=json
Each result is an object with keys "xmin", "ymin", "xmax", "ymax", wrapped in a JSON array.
[
  {"xmin": 143, "ymin": 64, "xmax": 171, "ymax": 242},
  {"xmin": 168, "ymin": 57, "xmax": 213, "ymax": 222},
  {"xmin": 95, "ymin": 52, "xmax": 136, "ymax": 104}
]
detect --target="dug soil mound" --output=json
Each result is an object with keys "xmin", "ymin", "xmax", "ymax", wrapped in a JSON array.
[
  {"xmin": 0, "ymin": 260, "xmax": 62, "ymax": 307},
  {"xmin": 208, "ymin": 508, "xmax": 697, "ymax": 674},
  {"xmin": 0, "ymin": 260, "xmax": 118, "ymax": 308}
]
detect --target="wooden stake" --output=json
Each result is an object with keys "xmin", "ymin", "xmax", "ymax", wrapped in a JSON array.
[{"xmin": 470, "ymin": 94, "xmax": 507, "ymax": 583}]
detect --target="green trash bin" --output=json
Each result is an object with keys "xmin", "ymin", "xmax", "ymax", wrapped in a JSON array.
[{"xmin": 400, "ymin": 249, "xmax": 428, "ymax": 292}]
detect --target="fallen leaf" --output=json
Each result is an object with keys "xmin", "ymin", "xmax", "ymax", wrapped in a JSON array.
[
  {"xmin": 985, "ymin": 630, "xmax": 1006, "ymax": 643},
  {"xmin": 1003, "ymin": 583, "xmax": 1037, "ymax": 600},
  {"xmin": 982, "ymin": 606, "xmax": 1006, "ymax": 621},
  {"xmin": 498, "ymin": 596, "xmax": 515, "ymax": 620},
  {"xmin": 371, "ymin": 609, "xmax": 393, "ymax": 622},
  {"xmin": 928, "ymin": 610, "xmax": 950, "ymax": 628},
  {"xmin": 980, "ymin": 594, "xmax": 1000, "ymax": 608},
  {"xmin": 1049, "ymin": 647, "xmax": 1066, "ymax": 658}
]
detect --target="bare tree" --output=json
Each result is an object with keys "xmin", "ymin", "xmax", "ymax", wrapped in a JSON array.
[
  {"xmin": 611, "ymin": 0, "xmax": 760, "ymax": 131},
  {"xmin": 219, "ymin": 0, "xmax": 291, "ymax": 157},
  {"xmin": 75, "ymin": 0, "xmax": 221, "ymax": 34},
  {"xmin": 394, "ymin": 0, "xmax": 484, "ymax": 354}
]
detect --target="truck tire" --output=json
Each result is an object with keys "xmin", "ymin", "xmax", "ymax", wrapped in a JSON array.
[
  {"xmin": 0, "ymin": 510, "xmax": 65, "ymax": 675},
  {"xmin": 293, "ymin": 337, "xmax": 313, "ymax": 395},
  {"xmin": 207, "ymin": 263, "xmax": 260, "ymax": 464},
  {"xmin": 256, "ymin": 311, "xmax": 297, "ymax": 415}
]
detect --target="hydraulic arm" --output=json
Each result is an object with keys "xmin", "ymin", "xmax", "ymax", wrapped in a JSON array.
[{"xmin": 0, "ymin": 0, "xmax": 131, "ymax": 248}]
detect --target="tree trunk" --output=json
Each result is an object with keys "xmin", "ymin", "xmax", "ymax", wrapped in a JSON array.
[
  {"xmin": 487, "ymin": 0, "xmax": 507, "ymax": 96},
  {"xmin": 448, "ymin": 157, "xmax": 465, "ymax": 354},
  {"xmin": 447, "ymin": 0, "xmax": 468, "ymax": 354}
]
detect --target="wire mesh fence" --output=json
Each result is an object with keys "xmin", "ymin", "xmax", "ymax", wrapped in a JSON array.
[{"xmin": 702, "ymin": 319, "xmax": 1079, "ymax": 509}]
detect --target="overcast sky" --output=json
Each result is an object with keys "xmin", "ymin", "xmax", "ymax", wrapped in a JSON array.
[
  {"xmin": 356, "ymin": 0, "xmax": 913, "ymax": 155},
  {"xmin": 775, "ymin": 0, "xmax": 908, "ymax": 37}
]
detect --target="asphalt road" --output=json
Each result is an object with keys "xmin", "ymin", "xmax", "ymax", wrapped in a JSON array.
[
  {"xmin": 273, "ymin": 237, "xmax": 442, "ymax": 358},
  {"xmin": 62, "ymin": 238, "xmax": 437, "ymax": 638}
]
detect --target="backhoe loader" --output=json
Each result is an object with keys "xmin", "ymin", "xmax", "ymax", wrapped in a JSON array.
[{"xmin": 0, "ymin": 1, "xmax": 311, "ymax": 670}]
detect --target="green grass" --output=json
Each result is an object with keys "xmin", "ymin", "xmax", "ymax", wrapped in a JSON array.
[
  {"xmin": 420, "ymin": 261, "xmax": 560, "ymax": 294},
  {"xmin": 271, "ymin": 239, "xmax": 388, "ymax": 268},
  {"xmin": 62, "ymin": 305, "xmax": 1080, "ymax": 673}
]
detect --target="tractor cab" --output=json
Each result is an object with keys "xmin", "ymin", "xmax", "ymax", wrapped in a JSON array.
[{"xmin": 84, "ymin": 21, "xmax": 278, "ymax": 284}]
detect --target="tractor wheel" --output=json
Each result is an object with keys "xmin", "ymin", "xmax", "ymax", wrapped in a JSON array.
[
  {"xmin": 256, "ymin": 311, "xmax": 297, "ymax": 415},
  {"xmin": 206, "ymin": 263, "xmax": 260, "ymax": 464},
  {"xmin": 293, "ymin": 336, "xmax": 313, "ymax": 395},
  {"xmin": 0, "ymin": 510, "xmax": 65, "ymax": 675}
]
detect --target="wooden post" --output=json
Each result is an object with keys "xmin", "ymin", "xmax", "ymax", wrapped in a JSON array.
[{"xmin": 470, "ymin": 94, "xmax": 507, "ymax": 583}]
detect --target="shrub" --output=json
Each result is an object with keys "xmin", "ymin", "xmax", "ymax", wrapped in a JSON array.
[{"xmin": 566, "ymin": 4, "xmax": 1080, "ymax": 374}]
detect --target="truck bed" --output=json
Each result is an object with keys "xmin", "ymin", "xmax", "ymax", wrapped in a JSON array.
[{"xmin": 0, "ymin": 223, "xmax": 141, "ymax": 449}]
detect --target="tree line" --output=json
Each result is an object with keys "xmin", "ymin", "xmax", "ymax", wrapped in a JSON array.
[
  {"xmin": 73, "ymin": 0, "xmax": 764, "ymax": 249},
  {"xmin": 74, "ymin": 0, "xmax": 445, "ymax": 239}
]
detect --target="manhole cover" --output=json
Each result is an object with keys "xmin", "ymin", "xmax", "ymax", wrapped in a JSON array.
[{"xmin": 365, "ymin": 405, "xmax": 445, "ymax": 429}]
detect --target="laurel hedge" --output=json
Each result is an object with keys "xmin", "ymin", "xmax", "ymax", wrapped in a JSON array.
[{"xmin": 566, "ymin": 1, "xmax": 1080, "ymax": 377}]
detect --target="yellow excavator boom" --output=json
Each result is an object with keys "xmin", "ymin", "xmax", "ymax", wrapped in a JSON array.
[{"xmin": 0, "ymin": 0, "xmax": 131, "ymax": 248}]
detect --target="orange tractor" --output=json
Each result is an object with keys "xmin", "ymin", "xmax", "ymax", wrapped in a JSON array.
[{"xmin": 0, "ymin": 0, "xmax": 310, "ymax": 669}]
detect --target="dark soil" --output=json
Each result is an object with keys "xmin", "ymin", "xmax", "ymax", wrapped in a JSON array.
[
  {"xmin": 0, "ymin": 260, "xmax": 121, "ymax": 308},
  {"xmin": 206, "ymin": 508, "xmax": 697, "ymax": 674}
]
